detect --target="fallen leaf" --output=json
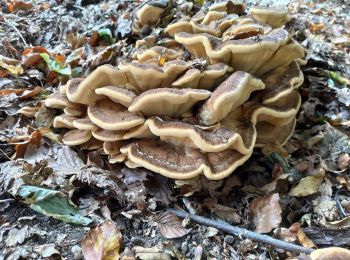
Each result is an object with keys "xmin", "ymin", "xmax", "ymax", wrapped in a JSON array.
[
  {"xmin": 202, "ymin": 198, "xmax": 241, "ymax": 224},
  {"xmin": 324, "ymin": 216, "xmax": 350, "ymax": 228},
  {"xmin": 133, "ymin": 246, "xmax": 171, "ymax": 260},
  {"xmin": 40, "ymin": 53, "xmax": 71, "ymax": 75},
  {"xmin": 18, "ymin": 185, "xmax": 92, "ymax": 225},
  {"xmin": 19, "ymin": 86, "xmax": 42, "ymax": 100},
  {"xmin": 289, "ymin": 170, "xmax": 325, "ymax": 197},
  {"xmin": 82, "ymin": 220, "xmax": 122, "ymax": 260},
  {"xmin": 0, "ymin": 60, "xmax": 23, "ymax": 75},
  {"xmin": 7, "ymin": 0, "xmax": 33, "ymax": 12},
  {"xmin": 11, "ymin": 130, "xmax": 42, "ymax": 159},
  {"xmin": 250, "ymin": 193, "xmax": 282, "ymax": 233},
  {"xmin": 152, "ymin": 211, "xmax": 191, "ymax": 239},
  {"xmin": 338, "ymin": 153, "xmax": 350, "ymax": 170},
  {"xmin": 16, "ymin": 105, "xmax": 41, "ymax": 117},
  {"xmin": 309, "ymin": 23, "xmax": 325, "ymax": 33},
  {"xmin": 289, "ymin": 223, "xmax": 316, "ymax": 248}
]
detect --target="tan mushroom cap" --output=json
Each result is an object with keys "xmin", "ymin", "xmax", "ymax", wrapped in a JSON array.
[
  {"xmin": 128, "ymin": 88, "xmax": 211, "ymax": 117},
  {"xmin": 119, "ymin": 59, "xmax": 189, "ymax": 94},
  {"xmin": 45, "ymin": 92, "xmax": 76, "ymax": 109},
  {"xmin": 259, "ymin": 60, "xmax": 304, "ymax": 104},
  {"xmin": 165, "ymin": 19, "xmax": 193, "ymax": 37},
  {"xmin": 63, "ymin": 106, "xmax": 86, "ymax": 117},
  {"xmin": 79, "ymin": 138, "xmax": 103, "ymax": 150},
  {"xmin": 243, "ymin": 90, "xmax": 301, "ymax": 126},
  {"xmin": 138, "ymin": 116, "xmax": 255, "ymax": 153},
  {"xmin": 109, "ymin": 154, "xmax": 127, "ymax": 164},
  {"xmin": 62, "ymin": 129, "xmax": 92, "ymax": 146},
  {"xmin": 135, "ymin": 2, "xmax": 165, "ymax": 27},
  {"xmin": 59, "ymin": 84, "xmax": 67, "ymax": 95},
  {"xmin": 175, "ymin": 28, "xmax": 292, "ymax": 75},
  {"xmin": 198, "ymin": 71, "xmax": 265, "ymax": 126},
  {"xmin": 120, "ymin": 139, "xmax": 253, "ymax": 180},
  {"xmin": 53, "ymin": 114, "xmax": 78, "ymax": 129},
  {"xmin": 92, "ymin": 129, "xmax": 126, "ymax": 142},
  {"xmin": 88, "ymin": 99, "xmax": 144, "ymax": 130},
  {"xmin": 222, "ymin": 23, "xmax": 265, "ymax": 41},
  {"xmin": 103, "ymin": 141, "xmax": 124, "ymax": 155},
  {"xmin": 310, "ymin": 247, "xmax": 350, "ymax": 260},
  {"xmin": 136, "ymin": 46, "xmax": 182, "ymax": 62},
  {"xmin": 73, "ymin": 117, "xmax": 98, "ymax": 131},
  {"xmin": 95, "ymin": 86, "xmax": 136, "ymax": 107},
  {"xmin": 255, "ymin": 118, "xmax": 296, "ymax": 147},
  {"xmin": 172, "ymin": 63, "xmax": 233, "ymax": 90},
  {"xmin": 209, "ymin": 0, "xmax": 245, "ymax": 15},
  {"xmin": 66, "ymin": 65, "xmax": 128, "ymax": 105},
  {"xmin": 250, "ymin": 6, "xmax": 289, "ymax": 28}
]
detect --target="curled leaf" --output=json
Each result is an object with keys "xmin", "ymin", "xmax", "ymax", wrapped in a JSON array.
[
  {"xmin": 152, "ymin": 212, "xmax": 191, "ymax": 239},
  {"xmin": 40, "ymin": 53, "xmax": 71, "ymax": 75},
  {"xmin": 82, "ymin": 220, "xmax": 122, "ymax": 260},
  {"xmin": 289, "ymin": 170, "xmax": 325, "ymax": 197}
]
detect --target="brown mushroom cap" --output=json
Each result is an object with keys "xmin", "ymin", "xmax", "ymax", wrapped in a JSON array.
[
  {"xmin": 142, "ymin": 116, "xmax": 255, "ymax": 153},
  {"xmin": 136, "ymin": 46, "xmax": 182, "ymax": 62},
  {"xmin": 95, "ymin": 86, "xmax": 137, "ymax": 107},
  {"xmin": 249, "ymin": 6, "xmax": 289, "ymax": 28},
  {"xmin": 66, "ymin": 65, "xmax": 128, "ymax": 105},
  {"xmin": 259, "ymin": 60, "xmax": 304, "ymax": 104},
  {"xmin": 135, "ymin": 2, "xmax": 166, "ymax": 27},
  {"xmin": 175, "ymin": 28, "xmax": 292, "ymax": 75},
  {"xmin": 172, "ymin": 63, "xmax": 233, "ymax": 90},
  {"xmin": 243, "ymin": 90, "xmax": 301, "ymax": 126},
  {"xmin": 310, "ymin": 247, "xmax": 350, "ymax": 260},
  {"xmin": 79, "ymin": 138, "xmax": 103, "ymax": 150},
  {"xmin": 119, "ymin": 60, "xmax": 189, "ymax": 94},
  {"xmin": 88, "ymin": 99, "xmax": 144, "ymax": 130},
  {"xmin": 103, "ymin": 141, "xmax": 124, "ymax": 155},
  {"xmin": 109, "ymin": 154, "xmax": 127, "ymax": 164},
  {"xmin": 53, "ymin": 114, "xmax": 78, "ymax": 129},
  {"xmin": 73, "ymin": 117, "xmax": 98, "ymax": 131},
  {"xmin": 198, "ymin": 71, "xmax": 265, "ymax": 125},
  {"xmin": 222, "ymin": 23, "xmax": 265, "ymax": 41},
  {"xmin": 255, "ymin": 118, "xmax": 296, "ymax": 147},
  {"xmin": 63, "ymin": 106, "xmax": 86, "ymax": 117},
  {"xmin": 120, "ymin": 139, "xmax": 252, "ymax": 180},
  {"xmin": 45, "ymin": 92, "xmax": 76, "ymax": 109},
  {"xmin": 165, "ymin": 19, "xmax": 193, "ymax": 37},
  {"xmin": 128, "ymin": 88, "xmax": 211, "ymax": 117},
  {"xmin": 62, "ymin": 129, "xmax": 92, "ymax": 146},
  {"xmin": 92, "ymin": 129, "xmax": 126, "ymax": 142}
]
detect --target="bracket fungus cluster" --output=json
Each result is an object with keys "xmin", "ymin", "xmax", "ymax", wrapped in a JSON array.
[{"xmin": 45, "ymin": 1, "xmax": 305, "ymax": 180}]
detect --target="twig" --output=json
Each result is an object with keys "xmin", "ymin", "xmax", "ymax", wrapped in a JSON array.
[{"xmin": 167, "ymin": 208, "xmax": 314, "ymax": 255}]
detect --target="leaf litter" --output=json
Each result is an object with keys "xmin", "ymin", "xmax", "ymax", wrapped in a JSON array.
[{"xmin": 0, "ymin": 0, "xmax": 350, "ymax": 259}]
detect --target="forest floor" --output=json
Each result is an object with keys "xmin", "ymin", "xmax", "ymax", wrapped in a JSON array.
[{"xmin": 0, "ymin": 0, "xmax": 350, "ymax": 259}]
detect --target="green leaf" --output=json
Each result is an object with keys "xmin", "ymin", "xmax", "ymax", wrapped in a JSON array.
[
  {"xmin": 323, "ymin": 70, "xmax": 348, "ymax": 85},
  {"xmin": 39, "ymin": 53, "xmax": 71, "ymax": 75},
  {"xmin": 18, "ymin": 185, "xmax": 92, "ymax": 226},
  {"xmin": 98, "ymin": 28, "xmax": 115, "ymax": 44}
]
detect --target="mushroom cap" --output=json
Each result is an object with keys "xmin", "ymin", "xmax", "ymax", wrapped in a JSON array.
[
  {"xmin": 222, "ymin": 23, "xmax": 265, "ymax": 41},
  {"xmin": 109, "ymin": 154, "xmax": 127, "ymax": 164},
  {"xmin": 172, "ymin": 63, "xmax": 233, "ymax": 90},
  {"xmin": 53, "ymin": 114, "xmax": 78, "ymax": 129},
  {"xmin": 73, "ymin": 117, "xmax": 98, "ymax": 131},
  {"xmin": 310, "ymin": 247, "xmax": 350, "ymax": 260},
  {"xmin": 95, "ymin": 86, "xmax": 137, "ymax": 107},
  {"xmin": 135, "ymin": 2, "xmax": 166, "ymax": 27},
  {"xmin": 45, "ymin": 92, "xmax": 76, "ymax": 109},
  {"xmin": 88, "ymin": 99, "xmax": 144, "ymax": 130},
  {"xmin": 141, "ymin": 116, "xmax": 255, "ymax": 153},
  {"xmin": 120, "ymin": 139, "xmax": 252, "ymax": 180},
  {"xmin": 255, "ymin": 118, "xmax": 296, "ymax": 147},
  {"xmin": 63, "ymin": 106, "xmax": 86, "ymax": 116},
  {"xmin": 249, "ymin": 6, "xmax": 289, "ymax": 28},
  {"xmin": 243, "ymin": 90, "xmax": 301, "ymax": 126},
  {"xmin": 66, "ymin": 65, "xmax": 128, "ymax": 105},
  {"xmin": 128, "ymin": 88, "xmax": 211, "ymax": 117},
  {"xmin": 259, "ymin": 60, "xmax": 304, "ymax": 104},
  {"xmin": 175, "ymin": 28, "xmax": 291, "ymax": 75},
  {"xmin": 198, "ymin": 71, "xmax": 265, "ymax": 125},
  {"xmin": 92, "ymin": 129, "xmax": 126, "ymax": 142},
  {"xmin": 119, "ymin": 59, "xmax": 189, "ymax": 94},
  {"xmin": 62, "ymin": 129, "xmax": 92, "ymax": 146},
  {"xmin": 209, "ymin": 0, "xmax": 245, "ymax": 15},
  {"xmin": 79, "ymin": 138, "xmax": 103, "ymax": 150},
  {"xmin": 136, "ymin": 46, "xmax": 182, "ymax": 62},
  {"xmin": 165, "ymin": 20, "xmax": 193, "ymax": 37},
  {"xmin": 103, "ymin": 141, "xmax": 124, "ymax": 155}
]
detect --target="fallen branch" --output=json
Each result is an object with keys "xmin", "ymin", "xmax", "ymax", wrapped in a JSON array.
[{"xmin": 167, "ymin": 208, "xmax": 314, "ymax": 255}]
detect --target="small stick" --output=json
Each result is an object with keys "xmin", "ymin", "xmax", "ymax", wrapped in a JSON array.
[{"xmin": 168, "ymin": 208, "xmax": 314, "ymax": 255}]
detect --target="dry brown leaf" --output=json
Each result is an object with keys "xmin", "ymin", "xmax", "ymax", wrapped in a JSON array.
[
  {"xmin": 289, "ymin": 223, "xmax": 316, "ymax": 248},
  {"xmin": 324, "ymin": 216, "xmax": 350, "ymax": 228},
  {"xmin": 273, "ymin": 228, "xmax": 297, "ymax": 243},
  {"xmin": 289, "ymin": 170, "xmax": 325, "ymax": 197},
  {"xmin": 152, "ymin": 212, "xmax": 190, "ymax": 239},
  {"xmin": 7, "ymin": 0, "xmax": 33, "ymax": 12},
  {"xmin": 16, "ymin": 105, "xmax": 41, "ymax": 117},
  {"xmin": 338, "ymin": 153, "xmax": 350, "ymax": 170},
  {"xmin": 250, "ymin": 193, "xmax": 282, "ymax": 233},
  {"xmin": 10, "ymin": 130, "xmax": 42, "ymax": 159},
  {"xmin": 202, "ymin": 198, "xmax": 241, "ymax": 224},
  {"xmin": 82, "ymin": 220, "xmax": 122, "ymax": 260},
  {"xmin": 309, "ymin": 23, "xmax": 325, "ymax": 33},
  {"xmin": 133, "ymin": 246, "xmax": 171, "ymax": 260},
  {"xmin": 19, "ymin": 86, "xmax": 42, "ymax": 100}
]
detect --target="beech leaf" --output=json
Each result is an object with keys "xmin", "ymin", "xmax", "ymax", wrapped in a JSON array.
[
  {"xmin": 152, "ymin": 212, "xmax": 191, "ymax": 239},
  {"xmin": 82, "ymin": 220, "xmax": 122, "ymax": 260},
  {"xmin": 289, "ymin": 170, "xmax": 325, "ymax": 197}
]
